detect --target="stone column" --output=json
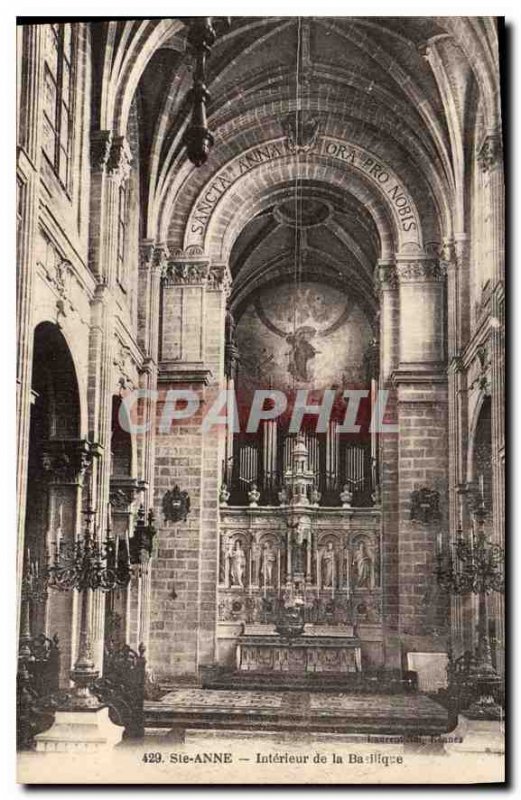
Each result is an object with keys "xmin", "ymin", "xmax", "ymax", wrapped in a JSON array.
[
  {"xmin": 16, "ymin": 24, "xmax": 44, "ymax": 630},
  {"xmin": 133, "ymin": 242, "xmax": 167, "ymax": 652},
  {"xmin": 394, "ymin": 256, "xmax": 449, "ymax": 652},
  {"xmin": 374, "ymin": 260, "xmax": 400, "ymax": 665},
  {"xmin": 478, "ymin": 132, "xmax": 505, "ymax": 673},
  {"xmin": 87, "ymin": 132, "xmax": 133, "ymax": 669}
]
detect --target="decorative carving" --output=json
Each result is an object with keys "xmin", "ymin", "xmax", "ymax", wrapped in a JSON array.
[
  {"xmin": 219, "ymin": 484, "xmax": 230, "ymax": 505},
  {"xmin": 352, "ymin": 539, "xmax": 374, "ymax": 589},
  {"xmin": 410, "ymin": 486, "xmax": 441, "ymax": 523},
  {"xmin": 321, "ymin": 541, "xmax": 337, "ymax": 587},
  {"xmin": 375, "ymin": 262, "xmax": 398, "ymax": 292},
  {"xmin": 477, "ymin": 133, "xmax": 502, "ymax": 173},
  {"xmin": 207, "ymin": 263, "xmax": 232, "ymax": 293},
  {"xmin": 162, "ymin": 485, "xmax": 191, "ymax": 523},
  {"xmin": 396, "ymin": 260, "xmax": 446, "ymax": 283},
  {"xmin": 229, "ymin": 540, "xmax": 247, "ymax": 587},
  {"xmin": 40, "ymin": 439, "xmax": 93, "ymax": 485},
  {"xmin": 282, "ymin": 109, "xmax": 320, "ymax": 154},
  {"xmin": 340, "ymin": 484, "xmax": 353, "ymax": 508},
  {"xmin": 261, "ymin": 541, "xmax": 277, "ymax": 588},
  {"xmin": 113, "ymin": 343, "xmax": 135, "ymax": 395},
  {"xmin": 90, "ymin": 130, "xmax": 112, "ymax": 171},
  {"xmin": 162, "ymin": 261, "xmax": 208, "ymax": 285},
  {"xmin": 248, "ymin": 482, "xmax": 261, "ymax": 507},
  {"xmin": 106, "ymin": 136, "xmax": 132, "ymax": 182}
]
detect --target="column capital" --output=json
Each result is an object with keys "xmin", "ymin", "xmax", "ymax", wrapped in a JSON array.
[
  {"xmin": 139, "ymin": 241, "xmax": 170, "ymax": 274},
  {"xmin": 106, "ymin": 135, "xmax": 133, "ymax": 183},
  {"xmin": 207, "ymin": 263, "xmax": 232, "ymax": 294},
  {"xmin": 396, "ymin": 258, "xmax": 446, "ymax": 283},
  {"xmin": 374, "ymin": 260, "xmax": 398, "ymax": 292},
  {"xmin": 477, "ymin": 132, "xmax": 503, "ymax": 173},
  {"xmin": 162, "ymin": 247, "xmax": 210, "ymax": 286},
  {"xmin": 90, "ymin": 130, "xmax": 113, "ymax": 171},
  {"xmin": 40, "ymin": 439, "xmax": 98, "ymax": 485}
]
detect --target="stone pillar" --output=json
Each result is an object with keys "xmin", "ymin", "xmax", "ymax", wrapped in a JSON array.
[
  {"xmin": 16, "ymin": 24, "xmax": 44, "ymax": 631},
  {"xmin": 374, "ymin": 260, "xmax": 400, "ymax": 665},
  {"xmin": 478, "ymin": 132, "xmax": 505, "ymax": 673},
  {"xmin": 87, "ymin": 132, "xmax": 133, "ymax": 669},
  {"xmin": 150, "ymin": 250, "xmax": 230, "ymax": 678},
  {"xmin": 133, "ymin": 241, "xmax": 166, "ymax": 651},
  {"xmin": 394, "ymin": 256, "xmax": 449, "ymax": 653}
]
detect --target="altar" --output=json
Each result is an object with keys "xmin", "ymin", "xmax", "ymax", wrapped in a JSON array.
[{"xmin": 237, "ymin": 624, "xmax": 362, "ymax": 674}]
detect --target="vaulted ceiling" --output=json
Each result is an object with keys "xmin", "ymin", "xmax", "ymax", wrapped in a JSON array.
[{"xmin": 91, "ymin": 16, "xmax": 501, "ymax": 317}]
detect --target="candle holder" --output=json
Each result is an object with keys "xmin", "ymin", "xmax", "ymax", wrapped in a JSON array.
[
  {"xmin": 436, "ymin": 500, "xmax": 504, "ymax": 719},
  {"xmin": 19, "ymin": 551, "xmax": 48, "ymax": 663},
  {"xmin": 47, "ymin": 509, "xmax": 131, "ymax": 709}
]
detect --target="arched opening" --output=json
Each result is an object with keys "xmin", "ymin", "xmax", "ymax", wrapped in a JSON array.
[
  {"xmin": 23, "ymin": 322, "xmax": 83, "ymax": 679},
  {"xmin": 223, "ymin": 182, "xmax": 380, "ymax": 508}
]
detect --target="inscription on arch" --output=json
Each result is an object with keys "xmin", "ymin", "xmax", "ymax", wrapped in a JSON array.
[{"xmin": 185, "ymin": 137, "xmax": 421, "ymax": 248}]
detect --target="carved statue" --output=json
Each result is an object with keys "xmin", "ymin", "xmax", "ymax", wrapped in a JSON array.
[
  {"xmin": 278, "ymin": 486, "xmax": 288, "ymax": 505},
  {"xmin": 310, "ymin": 486, "xmax": 321, "ymax": 507},
  {"xmin": 261, "ymin": 541, "xmax": 277, "ymax": 587},
  {"xmin": 292, "ymin": 520, "xmax": 309, "ymax": 575},
  {"xmin": 219, "ymin": 484, "xmax": 230, "ymax": 505},
  {"xmin": 229, "ymin": 541, "xmax": 246, "ymax": 588},
  {"xmin": 322, "ymin": 542, "xmax": 336, "ymax": 587},
  {"xmin": 353, "ymin": 540, "xmax": 373, "ymax": 589},
  {"xmin": 248, "ymin": 482, "xmax": 260, "ymax": 507},
  {"xmin": 340, "ymin": 484, "xmax": 353, "ymax": 508}
]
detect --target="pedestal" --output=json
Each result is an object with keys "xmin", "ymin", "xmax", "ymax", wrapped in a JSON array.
[{"xmin": 34, "ymin": 706, "xmax": 124, "ymax": 753}]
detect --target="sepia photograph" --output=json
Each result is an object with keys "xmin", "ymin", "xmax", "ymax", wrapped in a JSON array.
[{"xmin": 14, "ymin": 10, "xmax": 506, "ymax": 785}]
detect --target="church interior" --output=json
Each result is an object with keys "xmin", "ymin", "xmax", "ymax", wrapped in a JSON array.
[{"xmin": 16, "ymin": 16, "xmax": 505, "ymax": 751}]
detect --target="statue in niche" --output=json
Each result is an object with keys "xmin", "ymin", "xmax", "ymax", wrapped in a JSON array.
[
  {"xmin": 352, "ymin": 540, "xmax": 373, "ymax": 589},
  {"xmin": 286, "ymin": 327, "xmax": 318, "ymax": 383},
  {"xmin": 261, "ymin": 541, "xmax": 277, "ymax": 587},
  {"xmin": 229, "ymin": 540, "xmax": 247, "ymax": 588},
  {"xmin": 322, "ymin": 542, "xmax": 336, "ymax": 587},
  {"xmin": 292, "ymin": 519, "xmax": 309, "ymax": 575}
]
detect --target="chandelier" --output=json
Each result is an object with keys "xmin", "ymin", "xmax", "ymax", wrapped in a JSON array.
[{"xmin": 183, "ymin": 17, "xmax": 230, "ymax": 167}]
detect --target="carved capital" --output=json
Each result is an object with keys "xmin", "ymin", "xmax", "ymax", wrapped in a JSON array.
[
  {"xmin": 90, "ymin": 130, "xmax": 113, "ymax": 171},
  {"xmin": 139, "ymin": 240, "xmax": 155, "ymax": 270},
  {"xmin": 374, "ymin": 262, "xmax": 398, "ymax": 292},
  {"xmin": 477, "ymin": 133, "xmax": 503, "ymax": 173},
  {"xmin": 40, "ymin": 439, "xmax": 94, "ymax": 485},
  {"xmin": 396, "ymin": 259, "xmax": 446, "ymax": 283},
  {"xmin": 152, "ymin": 244, "xmax": 170, "ymax": 274},
  {"xmin": 162, "ymin": 260, "xmax": 209, "ymax": 286},
  {"xmin": 109, "ymin": 478, "xmax": 142, "ymax": 511},
  {"xmin": 106, "ymin": 136, "xmax": 132, "ymax": 183},
  {"xmin": 207, "ymin": 263, "xmax": 232, "ymax": 294}
]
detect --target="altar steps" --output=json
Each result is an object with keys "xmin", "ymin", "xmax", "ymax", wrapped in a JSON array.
[
  {"xmin": 144, "ymin": 688, "xmax": 451, "ymax": 738},
  {"xmin": 199, "ymin": 666, "xmax": 417, "ymax": 694}
]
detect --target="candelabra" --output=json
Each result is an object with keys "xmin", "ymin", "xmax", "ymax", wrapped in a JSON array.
[
  {"xmin": 183, "ymin": 17, "xmax": 231, "ymax": 166},
  {"xmin": 436, "ymin": 499, "xmax": 504, "ymax": 718},
  {"xmin": 47, "ymin": 509, "xmax": 131, "ymax": 709},
  {"xmin": 18, "ymin": 551, "xmax": 49, "ymax": 672}
]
